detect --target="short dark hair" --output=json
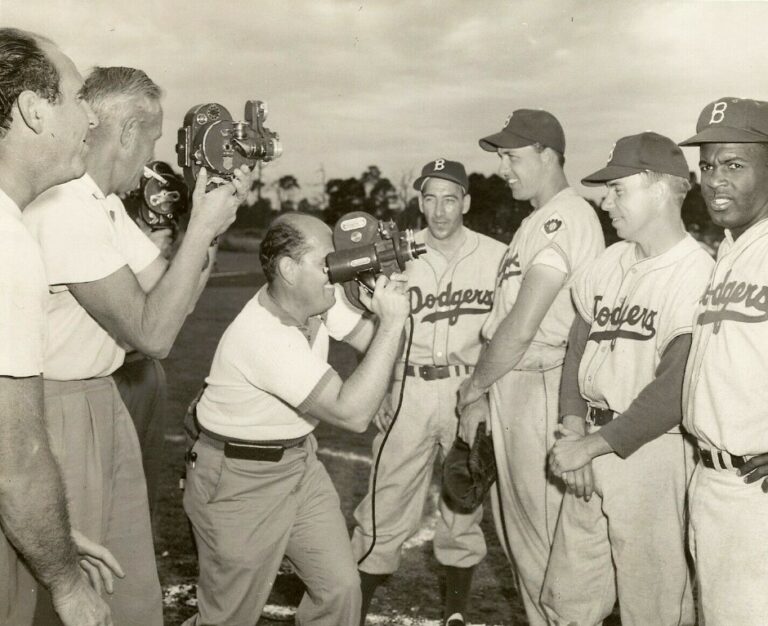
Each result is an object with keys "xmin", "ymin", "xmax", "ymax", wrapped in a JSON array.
[
  {"xmin": 259, "ymin": 216, "xmax": 311, "ymax": 283},
  {"xmin": 0, "ymin": 28, "xmax": 60, "ymax": 138},
  {"xmin": 532, "ymin": 141, "xmax": 566, "ymax": 167},
  {"xmin": 81, "ymin": 67, "xmax": 161, "ymax": 127}
]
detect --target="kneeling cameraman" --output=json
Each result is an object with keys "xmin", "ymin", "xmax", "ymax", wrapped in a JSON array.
[{"xmin": 183, "ymin": 213, "xmax": 410, "ymax": 626}]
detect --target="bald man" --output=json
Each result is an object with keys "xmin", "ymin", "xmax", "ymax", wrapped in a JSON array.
[{"xmin": 182, "ymin": 214, "xmax": 411, "ymax": 625}]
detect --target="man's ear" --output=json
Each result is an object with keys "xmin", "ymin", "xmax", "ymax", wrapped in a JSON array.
[
  {"xmin": 462, "ymin": 193, "xmax": 471, "ymax": 215},
  {"xmin": 15, "ymin": 90, "xmax": 47, "ymax": 134},
  {"xmin": 277, "ymin": 255, "xmax": 297, "ymax": 285},
  {"xmin": 417, "ymin": 195, "xmax": 425, "ymax": 216},
  {"xmin": 119, "ymin": 115, "xmax": 139, "ymax": 149}
]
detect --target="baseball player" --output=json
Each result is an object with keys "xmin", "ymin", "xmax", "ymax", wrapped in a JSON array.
[
  {"xmin": 351, "ymin": 159, "xmax": 505, "ymax": 626},
  {"xmin": 457, "ymin": 109, "xmax": 604, "ymax": 626},
  {"xmin": 541, "ymin": 132, "xmax": 713, "ymax": 625},
  {"xmin": 679, "ymin": 97, "xmax": 768, "ymax": 624}
]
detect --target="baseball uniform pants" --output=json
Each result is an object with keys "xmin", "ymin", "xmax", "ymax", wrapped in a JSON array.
[
  {"xmin": 183, "ymin": 434, "xmax": 361, "ymax": 626},
  {"xmin": 35, "ymin": 377, "xmax": 163, "ymax": 626},
  {"xmin": 351, "ymin": 374, "xmax": 486, "ymax": 574},
  {"xmin": 489, "ymin": 364, "xmax": 564, "ymax": 626},
  {"xmin": 689, "ymin": 458, "xmax": 768, "ymax": 625},
  {"xmin": 541, "ymin": 433, "xmax": 695, "ymax": 626}
]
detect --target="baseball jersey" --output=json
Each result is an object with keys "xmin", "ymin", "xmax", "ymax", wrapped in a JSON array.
[
  {"xmin": 0, "ymin": 187, "xmax": 47, "ymax": 377},
  {"xmin": 198, "ymin": 284, "xmax": 362, "ymax": 441},
  {"xmin": 684, "ymin": 219, "xmax": 768, "ymax": 455},
  {"xmin": 482, "ymin": 187, "xmax": 604, "ymax": 369},
  {"xmin": 404, "ymin": 227, "xmax": 505, "ymax": 367},
  {"xmin": 574, "ymin": 235, "xmax": 713, "ymax": 415},
  {"xmin": 23, "ymin": 174, "xmax": 160, "ymax": 380}
]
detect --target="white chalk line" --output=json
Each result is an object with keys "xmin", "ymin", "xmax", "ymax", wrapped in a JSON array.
[{"xmin": 163, "ymin": 584, "xmax": 501, "ymax": 625}]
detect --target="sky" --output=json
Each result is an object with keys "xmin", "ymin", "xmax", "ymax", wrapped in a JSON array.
[{"xmin": 3, "ymin": 0, "xmax": 768, "ymax": 202}]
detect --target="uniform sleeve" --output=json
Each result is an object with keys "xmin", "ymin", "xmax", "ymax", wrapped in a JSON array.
[
  {"xmin": 326, "ymin": 284, "xmax": 363, "ymax": 340},
  {"xmin": 598, "ymin": 334, "xmax": 691, "ymax": 458},
  {"xmin": 0, "ymin": 233, "xmax": 45, "ymax": 376},
  {"xmin": 235, "ymin": 323, "xmax": 333, "ymax": 408},
  {"xmin": 520, "ymin": 210, "xmax": 572, "ymax": 276},
  {"xmin": 656, "ymin": 255, "xmax": 712, "ymax": 355},
  {"xmin": 571, "ymin": 256, "xmax": 597, "ymax": 324},
  {"xmin": 29, "ymin": 194, "xmax": 129, "ymax": 285},
  {"xmin": 559, "ymin": 315, "xmax": 590, "ymax": 421},
  {"xmin": 109, "ymin": 197, "xmax": 160, "ymax": 273}
]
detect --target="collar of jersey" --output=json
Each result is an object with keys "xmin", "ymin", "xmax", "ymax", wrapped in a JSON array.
[
  {"xmin": 258, "ymin": 284, "xmax": 324, "ymax": 345},
  {"xmin": 74, "ymin": 172, "xmax": 107, "ymax": 201},
  {"xmin": 0, "ymin": 186, "xmax": 21, "ymax": 220},
  {"xmin": 621, "ymin": 234, "xmax": 701, "ymax": 273}
]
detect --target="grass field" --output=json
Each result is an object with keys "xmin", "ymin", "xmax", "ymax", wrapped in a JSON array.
[{"xmin": 154, "ymin": 249, "xmax": 594, "ymax": 626}]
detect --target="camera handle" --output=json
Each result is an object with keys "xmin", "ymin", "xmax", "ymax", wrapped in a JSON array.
[{"xmin": 357, "ymin": 312, "xmax": 415, "ymax": 567}]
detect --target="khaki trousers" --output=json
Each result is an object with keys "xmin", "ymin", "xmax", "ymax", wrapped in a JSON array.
[{"xmin": 183, "ymin": 434, "xmax": 361, "ymax": 626}]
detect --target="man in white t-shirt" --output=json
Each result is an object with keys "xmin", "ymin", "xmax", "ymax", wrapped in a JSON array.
[
  {"xmin": 183, "ymin": 213, "xmax": 410, "ymax": 626},
  {"xmin": 0, "ymin": 28, "xmax": 119, "ymax": 626},
  {"xmin": 23, "ymin": 66, "xmax": 255, "ymax": 625}
]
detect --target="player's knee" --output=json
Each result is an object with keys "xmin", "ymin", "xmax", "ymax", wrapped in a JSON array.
[{"xmin": 327, "ymin": 565, "xmax": 361, "ymax": 604}]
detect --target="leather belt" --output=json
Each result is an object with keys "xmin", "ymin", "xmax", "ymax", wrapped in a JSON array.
[
  {"xmin": 587, "ymin": 406, "xmax": 615, "ymax": 427},
  {"xmin": 198, "ymin": 430, "xmax": 307, "ymax": 463},
  {"xmin": 698, "ymin": 447, "xmax": 747, "ymax": 471},
  {"xmin": 404, "ymin": 364, "xmax": 473, "ymax": 381}
]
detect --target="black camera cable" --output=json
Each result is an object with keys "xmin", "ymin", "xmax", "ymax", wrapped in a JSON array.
[{"xmin": 357, "ymin": 312, "xmax": 415, "ymax": 566}]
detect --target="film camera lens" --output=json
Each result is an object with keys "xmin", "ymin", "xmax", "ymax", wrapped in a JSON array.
[
  {"xmin": 176, "ymin": 100, "xmax": 282, "ymax": 188},
  {"xmin": 326, "ymin": 211, "xmax": 427, "ymax": 308}
]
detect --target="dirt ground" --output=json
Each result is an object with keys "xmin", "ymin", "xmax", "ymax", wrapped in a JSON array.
[{"xmin": 155, "ymin": 250, "xmax": 618, "ymax": 626}]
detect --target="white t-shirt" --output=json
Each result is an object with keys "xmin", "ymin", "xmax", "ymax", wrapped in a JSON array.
[
  {"xmin": 0, "ymin": 188, "xmax": 47, "ymax": 376},
  {"xmin": 197, "ymin": 284, "xmax": 363, "ymax": 441},
  {"xmin": 23, "ymin": 174, "xmax": 160, "ymax": 380}
]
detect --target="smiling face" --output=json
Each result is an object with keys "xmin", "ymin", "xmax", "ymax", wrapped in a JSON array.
[
  {"xmin": 497, "ymin": 145, "xmax": 545, "ymax": 201},
  {"xmin": 699, "ymin": 142, "xmax": 768, "ymax": 239},
  {"xmin": 418, "ymin": 177, "xmax": 469, "ymax": 243},
  {"xmin": 39, "ymin": 42, "xmax": 97, "ymax": 185},
  {"xmin": 601, "ymin": 173, "xmax": 658, "ymax": 243}
]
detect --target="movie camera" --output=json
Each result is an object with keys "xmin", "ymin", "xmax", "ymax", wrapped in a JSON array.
[
  {"xmin": 176, "ymin": 100, "xmax": 282, "ymax": 189},
  {"xmin": 124, "ymin": 161, "xmax": 189, "ymax": 231},
  {"xmin": 325, "ymin": 211, "xmax": 426, "ymax": 308}
]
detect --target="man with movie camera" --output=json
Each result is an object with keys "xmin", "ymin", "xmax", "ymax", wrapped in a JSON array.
[
  {"xmin": 0, "ymin": 28, "xmax": 123, "ymax": 626},
  {"xmin": 23, "ymin": 66, "xmax": 255, "ymax": 624},
  {"xmin": 182, "ymin": 213, "xmax": 410, "ymax": 626}
]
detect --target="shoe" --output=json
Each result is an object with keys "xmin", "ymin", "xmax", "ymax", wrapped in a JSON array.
[{"xmin": 445, "ymin": 613, "xmax": 465, "ymax": 626}]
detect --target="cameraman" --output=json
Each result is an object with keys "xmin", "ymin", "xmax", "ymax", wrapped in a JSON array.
[
  {"xmin": 23, "ymin": 67, "xmax": 253, "ymax": 625},
  {"xmin": 182, "ymin": 213, "xmax": 410, "ymax": 626}
]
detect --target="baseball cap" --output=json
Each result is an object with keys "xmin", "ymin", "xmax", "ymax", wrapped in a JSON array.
[
  {"xmin": 479, "ymin": 109, "xmax": 565, "ymax": 154},
  {"xmin": 412, "ymin": 158, "xmax": 468, "ymax": 192},
  {"xmin": 581, "ymin": 132, "xmax": 689, "ymax": 186},
  {"xmin": 679, "ymin": 97, "xmax": 768, "ymax": 146}
]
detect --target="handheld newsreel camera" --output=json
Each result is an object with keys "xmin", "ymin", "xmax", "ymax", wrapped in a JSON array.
[
  {"xmin": 175, "ymin": 100, "xmax": 282, "ymax": 189},
  {"xmin": 123, "ymin": 161, "xmax": 189, "ymax": 231},
  {"xmin": 325, "ymin": 211, "xmax": 427, "ymax": 309}
]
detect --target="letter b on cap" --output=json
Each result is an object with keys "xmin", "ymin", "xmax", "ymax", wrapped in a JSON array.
[
  {"xmin": 433, "ymin": 159, "xmax": 445, "ymax": 171},
  {"xmin": 710, "ymin": 101, "xmax": 728, "ymax": 125}
]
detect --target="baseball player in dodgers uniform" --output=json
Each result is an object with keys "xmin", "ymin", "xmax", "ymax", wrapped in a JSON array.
[
  {"xmin": 351, "ymin": 160, "xmax": 505, "ymax": 626},
  {"xmin": 542, "ymin": 132, "xmax": 713, "ymax": 626},
  {"xmin": 679, "ymin": 98, "xmax": 768, "ymax": 625},
  {"xmin": 458, "ymin": 109, "xmax": 604, "ymax": 626}
]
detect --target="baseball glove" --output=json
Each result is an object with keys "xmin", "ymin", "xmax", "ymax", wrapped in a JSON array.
[{"xmin": 442, "ymin": 425, "xmax": 497, "ymax": 514}]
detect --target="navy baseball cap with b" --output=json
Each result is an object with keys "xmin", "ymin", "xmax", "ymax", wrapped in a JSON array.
[
  {"xmin": 680, "ymin": 97, "xmax": 768, "ymax": 146},
  {"xmin": 581, "ymin": 132, "xmax": 689, "ymax": 186},
  {"xmin": 412, "ymin": 158, "xmax": 469, "ymax": 192},
  {"xmin": 479, "ymin": 109, "xmax": 566, "ymax": 154}
]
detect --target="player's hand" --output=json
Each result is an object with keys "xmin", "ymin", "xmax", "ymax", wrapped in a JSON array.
[
  {"xmin": 71, "ymin": 529, "xmax": 124, "ymax": 595},
  {"xmin": 51, "ymin": 572, "xmax": 113, "ymax": 626},
  {"xmin": 373, "ymin": 392, "xmax": 396, "ymax": 432},
  {"xmin": 738, "ymin": 452, "xmax": 768, "ymax": 493},
  {"xmin": 457, "ymin": 376, "xmax": 485, "ymax": 413},
  {"xmin": 458, "ymin": 394, "xmax": 490, "ymax": 448},
  {"xmin": 549, "ymin": 425, "xmax": 592, "ymax": 475},
  {"xmin": 361, "ymin": 273, "xmax": 409, "ymax": 330},
  {"xmin": 189, "ymin": 166, "xmax": 255, "ymax": 238},
  {"xmin": 561, "ymin": 463, "xmax": 595, "ymax": 501}
]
